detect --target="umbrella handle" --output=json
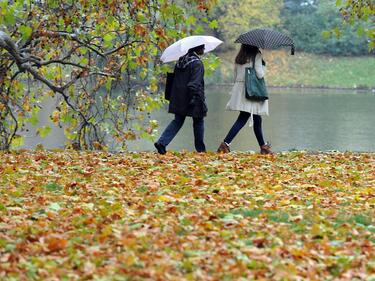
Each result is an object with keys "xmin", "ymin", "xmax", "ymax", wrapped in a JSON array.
[{"xmin": 291, "ymin": 45, "xmax": 295, "ymax": 55}]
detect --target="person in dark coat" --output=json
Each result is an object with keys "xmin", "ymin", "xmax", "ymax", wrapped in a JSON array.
[{"xmin": 154, "ymin": 44, "xmax": 207, "ymax": 154}]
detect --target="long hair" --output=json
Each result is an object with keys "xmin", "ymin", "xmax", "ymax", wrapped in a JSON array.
[
  {"xmin": 235, "ymin": 44, "xmax": 260, "ymax": 65},
  {"xmin": 188, "ymin": 44, "xmax": 205, "ymax": 54}
]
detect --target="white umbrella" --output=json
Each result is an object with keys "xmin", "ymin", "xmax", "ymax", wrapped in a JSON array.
[{"xmin": 160, "ymin": 35, "xmax": 223, "ymax": 63}]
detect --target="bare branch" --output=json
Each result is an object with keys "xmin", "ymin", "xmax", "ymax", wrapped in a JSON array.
[
  {"xmin": 1, "ymin": 70, "xmax": 24, "ymax": 149},
  {"xmin": 89, "ymin": 71, "xmax": 118, "ymax": 78},
  {"xmin": 33, "ymin": 59, "xmax": 86, "ymax": 69},
  {"xmin": 21, "ymin": 63, "xmax": 63, "ymax": 93},
  {"xmin": 74, "ymin": 39, "xmax": 106, "ymax": 58},
  {"xmin": 104, "ymin": 40, "xmax": 145, "ymax": 56}
]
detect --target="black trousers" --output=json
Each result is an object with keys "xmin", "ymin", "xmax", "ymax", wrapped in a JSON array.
[
  {"xmin": 157, "ymin": 114, "xmax": 206, "ymax": 152},
  {"xmin": 224, "ymin": 111, "xmax": 265, "ymax": 146}
]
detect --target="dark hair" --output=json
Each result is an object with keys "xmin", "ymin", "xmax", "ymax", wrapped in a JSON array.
[
  {"xmin": 188, "ymin": 44, "xmax": 205, "ymax": 54},
  {"xmin": 235, "ymin": 44, "xmax": 260, "ymax": 65}
]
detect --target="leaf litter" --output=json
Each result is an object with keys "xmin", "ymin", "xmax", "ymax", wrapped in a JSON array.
[{"xmin": 0, "ymin": 151, "xmax": 374, "ymax": 280}]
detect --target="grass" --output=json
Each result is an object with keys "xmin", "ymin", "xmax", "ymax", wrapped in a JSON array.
[{"xmin": 207, "ymin": 50, "xmax": 375, "ymax": 89}]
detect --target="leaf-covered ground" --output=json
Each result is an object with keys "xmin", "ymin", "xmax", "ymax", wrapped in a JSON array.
[{"xmin": 0, "ymin": 151, "xmax": 374, "ymax": 280}]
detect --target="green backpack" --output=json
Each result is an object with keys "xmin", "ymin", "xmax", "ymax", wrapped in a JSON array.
[{"xmin": 244, "ymin": 58, "xmax": 268, "ymax": 101}]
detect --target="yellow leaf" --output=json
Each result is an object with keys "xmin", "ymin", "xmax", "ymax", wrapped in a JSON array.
[
  {"xmin": 52, "ymin": 110, "xmax": 60, "ymax": 123},
  {"xmin": 158, "ymin": 195, "xmax": 172, "ymax": 202},
  {"xmin": 311, "ymin": 224, "xmax": 322, "ymax": 237}
]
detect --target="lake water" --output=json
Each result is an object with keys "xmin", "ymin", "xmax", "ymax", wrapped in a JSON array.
[{"xmin": 23, "ymin": 86, "xmax": 375, "ymax": 152}]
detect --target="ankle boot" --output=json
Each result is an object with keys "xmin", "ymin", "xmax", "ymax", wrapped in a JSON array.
[
  {"xmin": 154, "ymin": 142, "xmax": 167, "ymax": 155},
  {"xmin": 217, "ymin": 142, "xmax": 230, "ymax": 153},
  {"xmin": 260, "ymin": 142, "xmax": 273, "ymax": 155}
]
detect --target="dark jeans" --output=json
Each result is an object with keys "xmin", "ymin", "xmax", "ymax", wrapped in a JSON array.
[
  {"xmin": 224, "ymin": 111, "xmax": 265, "ymax": 147},
  {"xmin": 157, "ymin": 114, "xmax": 206, "ymax": 152}
]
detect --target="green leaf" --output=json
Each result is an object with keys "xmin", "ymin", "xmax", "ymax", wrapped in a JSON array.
[
  {"xmin": 184, "ymin": 250, "xmax": 207, "ymax": 258},
  {"xmin": 103, "ymin": 33, "xmax": 113, "ymax": 48},
  {"xmin": 4, "ymin": 9, "xmax": 16, "ymax": 26},
  {"xmin": 19, "ymin": 25, "xmax": 33, "ymax": 41},
  {"xmin": 64, "ymin": 129, "xmax": 77, "ymax": 141},
  {"xmin": 28, "ymin": 111, "xmax": 39, "ymax": 126},
  {"xmin": 10, "ymin": 135, "xmax": 24, "ymax": 148},
  {"xmin": 0, "ymin": 239, "xmax": 7, "ymax": 248},
  {"xmin": 363, "ymin": 7, "xmax": 372, "ymax": 18},
  {"xmin": 208, "ymin": 20, "xmax": 218, "ymax": 29},
  {"xmin": 79, "ymin": 57, "xmax": 89, "ymax": 65},
  {"xmin": 60, "ymin": 112, "xmax": 73, "ymax": 123},
  {"xmin": 137, "ymin": 12, "xmax": 146, "ymax": 22},
  {"xmin": 48, "ymin": 202, "xmax": 61, "ymax": 212},
  {"xmin": 321, "ymin": 31, "xmax": 331, "ymax": 39},
  {"xmin": 357, "ymin": 26, "xmax": 365, "ymax": 36},
  {"xmin": 186, "ymin": 15, "xmax": 196, "ymax": 25},
  {"xmin": 139, "ymin": 69, "xmax": 147, "ymax": 80},
  {"xmin": 37, "ymin": 126, "xmax": 52, "ymax": 138},
  {"xmin": 194, "ymin": 25, "xmax": 205, "ymax": 35},
  {"xmin": 28, "ymin": 107, "xmax": 40, "ymax": 126},
  {"xmin": 43, "ymin": 182, "xmax": 63, "ymax": 191},
  {"xmin": 181, "ymin": 259, "xmax": 194, "ymax": 272},
  {"xmin": 333, "ymin": 27, "xmax": 342, "ymax": 38},
  {"xmin": 58, "ymin": 18, "xmax": 65, "ymax": 28},
  {"xmin": 128, "ymin": 60, "xmax": 137, "ymax": 70},
  {"xmin": 0, "ymin": 203, "xmax": 7, "ymax": 211},
  {"xmin": 105, "ymin": 79, "xmax": 112, "ymax": 92}
]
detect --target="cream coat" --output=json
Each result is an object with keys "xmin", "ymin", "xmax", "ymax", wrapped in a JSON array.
[{"xmin": 226, "ymin": 53, "xmax": 269, "ymax": 117}]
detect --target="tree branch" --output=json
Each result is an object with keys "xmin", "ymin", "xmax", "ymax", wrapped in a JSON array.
[
  {"xmin": 33, "ymin": 59, "xmax": 86, "ymax": 69},
  {"xmin": 21, "ymin": 63, "xmax": 63, "ymax": 93},
  {"xmin": 0, "ymin": 31, "xmax": 25, "ymax": 67},
  {"xmin": 103, "ymin": 40, "xmax": 144, "ymax": 56},
  {"xmin": 89, "ymin": 71, "xmax": 118, "ymax": 78}
]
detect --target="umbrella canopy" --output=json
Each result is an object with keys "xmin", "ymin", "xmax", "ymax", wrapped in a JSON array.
[
  {"xmin": 160, "ymin": 35, "xmax": 223, "ymax": 63},
  {"xmin": 235, "ymin": 29, "xmax": 295, "ymax": 55}
]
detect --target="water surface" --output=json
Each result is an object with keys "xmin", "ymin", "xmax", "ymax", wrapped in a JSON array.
[
  {"xmin": 23, "ymin": 87, "xmax": 375, "ymax": 152},
  {"xmin": 129, "ymin": 87, "xmax": 375, "ymax": 152}
]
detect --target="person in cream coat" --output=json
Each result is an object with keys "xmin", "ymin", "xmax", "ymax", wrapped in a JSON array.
[{"xmin": 217, "ymin": 44, "xmax": 272, "ymax": 154}]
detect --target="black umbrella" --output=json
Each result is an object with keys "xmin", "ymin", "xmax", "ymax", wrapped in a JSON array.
[{"xmin": 235, "ymin": 28, "xmax": 295, "ymax": 55}]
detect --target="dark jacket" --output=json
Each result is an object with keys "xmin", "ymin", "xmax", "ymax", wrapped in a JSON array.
[{"xmin": 168, "ymin": 52, "xmax": 207, "ymax": 118}]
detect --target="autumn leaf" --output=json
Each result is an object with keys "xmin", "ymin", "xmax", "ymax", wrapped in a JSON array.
[
  {"xmin": 0, "ymin": 0, "xmax": 219, "ymax": 150},
  {"xmin": 46, "ymin": 235, "xmax": 68, "ymax": 252},
  {"xmin": 0, "ymin": 151, "xmax": 373, "ymax": 279}
]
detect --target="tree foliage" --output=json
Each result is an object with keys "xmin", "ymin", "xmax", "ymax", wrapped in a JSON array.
[
  {"xmin": 336, "ymin": 0, "xmax": 375, "ymax": 50},
  {"xmin": 212, "ymin": 0, "xmax": 283, "ymax": 47},
  {"xmin": 281, "ymin": 0, "xmax": 371, "ymax": 56},
  {"xmin": 0, "ymin": 0, "xmax": 217, "ymax": 150}
]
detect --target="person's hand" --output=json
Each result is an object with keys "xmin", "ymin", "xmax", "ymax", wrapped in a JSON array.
[
  {"xmin": 191, "ymin": 97, "xmax": 207, "ymax": 117},
  {"xmin": 189, "ymin": 96, "xmax": 198, "ymax": 106}
]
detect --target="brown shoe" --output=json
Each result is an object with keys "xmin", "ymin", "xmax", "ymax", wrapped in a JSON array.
[
  {"xmin": 260, "ymin": 142, "xmax": 273, "ymax": 155},
  {"xmin": 217, "ymin": 142, "xmax": 230, "ymax": 153}
]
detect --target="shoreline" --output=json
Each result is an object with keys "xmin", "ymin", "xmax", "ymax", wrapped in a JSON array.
[{"xmin": 207, "ymin": 83, "xmax": 375, "ymax": 92}]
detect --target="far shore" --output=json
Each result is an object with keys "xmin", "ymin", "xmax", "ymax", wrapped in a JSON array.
[{"xmin": 207, "ymin": 83, "xmax": 375, "ymax": 92}]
